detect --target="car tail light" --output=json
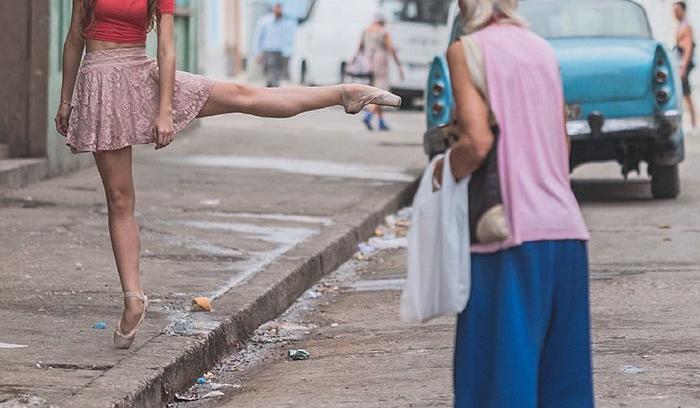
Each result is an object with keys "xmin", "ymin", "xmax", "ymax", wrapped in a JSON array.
[
  {"xmin": 432, "ymin": 102, "xmax": 444, "ymax": 116},
  {"xmin": 655, "ymin": 69, "xmax": 668, "ymax": 84},
  {"xmin": 653, "ymin": 48, "xmax": 674, "ymax": 109},
  {"xmin": 432, "ymin": 83, "xmax": 444, "ymax": 96}
]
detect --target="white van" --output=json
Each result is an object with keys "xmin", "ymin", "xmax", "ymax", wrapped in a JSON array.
[{"xmin": 290, "ymin": 0, "xmax": 454, "ymax": 107}]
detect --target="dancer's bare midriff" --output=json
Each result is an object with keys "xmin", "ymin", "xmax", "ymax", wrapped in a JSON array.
[{"xmin": 86, "ymin": 39, "xmax": 146, "ymax": 53}]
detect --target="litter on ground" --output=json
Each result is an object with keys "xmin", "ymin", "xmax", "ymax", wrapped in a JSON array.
[{"xmin": 192, "ymin": 297, "xmax": 213, "ymax": 312}]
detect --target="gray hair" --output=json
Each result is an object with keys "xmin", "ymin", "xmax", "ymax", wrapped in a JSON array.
[{"xmin": 458, "ymin": 0, "xmax": 526, "ymax": 34}]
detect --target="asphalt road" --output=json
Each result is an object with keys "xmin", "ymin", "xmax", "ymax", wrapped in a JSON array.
[{"xmin": 175, "ymin": 122, "xmax": 700, "ymax": 407}]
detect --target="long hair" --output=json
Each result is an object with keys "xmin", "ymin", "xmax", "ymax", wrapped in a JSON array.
[
  {"xmin": 458, "ymin": 0, "xmax": 526, "ymax": 34},
  {"xmin": 82, "ymin": 0, "xmax": 161, "ymax": 36}
]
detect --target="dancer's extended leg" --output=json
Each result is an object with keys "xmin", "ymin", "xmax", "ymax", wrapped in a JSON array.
[{"xmin": 197, "ymin": 83, "xmax": 400, "ymax": 118}]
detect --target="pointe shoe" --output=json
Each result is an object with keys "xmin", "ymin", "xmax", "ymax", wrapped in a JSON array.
[
  {"xmin": 114, "ymin": 291, "xmax": 148, "ymax": 349},
  {"xmin": 339, "ymin": 85, "xmax": 402, "ymax": 114}
]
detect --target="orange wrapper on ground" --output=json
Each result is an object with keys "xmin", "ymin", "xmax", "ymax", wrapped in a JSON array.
[{"xmin": 192, "ymin": 297, "xmax": 213, "ymax": 312}]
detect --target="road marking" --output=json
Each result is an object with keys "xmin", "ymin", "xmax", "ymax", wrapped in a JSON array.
[{"xmin": 162, "ymin": 155, "xmax": 415, "ymax": 182}]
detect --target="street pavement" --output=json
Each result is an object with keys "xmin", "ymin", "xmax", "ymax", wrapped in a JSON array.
[
  {"xmin": 0, "ymin": 108, "xmax": 425, "ymax": 407},
  {"xmin": 2, "ymin": 104, "xmax": 700, "ymax": 407},
  {"xmin": 175, "ymin": 131, "xmax": 700, "ymax": 407}
]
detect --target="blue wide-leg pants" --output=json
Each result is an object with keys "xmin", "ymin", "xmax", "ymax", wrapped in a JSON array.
[{"xmin": 454, "ymin": 240, "xmax": 594, "ymax": 408}]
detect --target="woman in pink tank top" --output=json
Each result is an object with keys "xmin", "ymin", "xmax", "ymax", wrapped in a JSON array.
[{"xmin": 435, "ymin": 0, "xmax": 594, "ymax": 406}]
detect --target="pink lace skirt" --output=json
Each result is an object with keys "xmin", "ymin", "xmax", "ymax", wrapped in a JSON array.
[{"xmin": 66, "ymin": 47, "xmax": 215, "ymax": 153}]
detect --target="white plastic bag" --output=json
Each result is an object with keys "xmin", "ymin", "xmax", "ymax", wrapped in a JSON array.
[
  {"xmin": 401, "ymin": 150, "xmax": 471, "ymax": 323},
  {"xmin": 346, "ymin": 52, "xmax": 372, "ymax": 77}
]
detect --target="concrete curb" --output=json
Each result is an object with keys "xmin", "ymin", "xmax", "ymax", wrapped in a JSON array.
[
  {"xmin": 64, "ymin": 179, "xmax": 418, "ymax": 407},
  {"xmin": 0, "ymin": 158, "xmax": 48, "ymax": 189}
]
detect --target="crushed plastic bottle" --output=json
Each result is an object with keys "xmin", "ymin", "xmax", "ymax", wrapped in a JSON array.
[{"xmin": 287, "ymin": 349, "xmax": 311, "ymax": 361}]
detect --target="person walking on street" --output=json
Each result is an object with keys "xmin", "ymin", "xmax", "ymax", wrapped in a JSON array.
[
  {"xmin": 674, "ymin": 1, "xmax": 696, "ymax": 128},
  {"xmin": 252, "ymin": 3, "xmax": 296, "ymax": 87},
  {"xmin": 54, "ymin": 0, "xmax": 400, "ymax": 350},
  {"xmin": 434, "ymin": 0, "xmax": 593, "ymax": 406},
  {"xmin": 358, "ymin": 13, "xmax": 404, "ymax": 131}
]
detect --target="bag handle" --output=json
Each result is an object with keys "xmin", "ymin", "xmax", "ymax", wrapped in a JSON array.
[{"xmin": 441, "ymin": 150, "xmax": 458, "ymax": 190}]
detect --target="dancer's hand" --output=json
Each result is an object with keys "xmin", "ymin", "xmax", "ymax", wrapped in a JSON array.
[
  {"xmin": 55, "ymin": 102, "xmax": 71, "ymax": 137},
  {"xmin": 154, "ymin": 113, "xmax": 175, "ymax": 150}
]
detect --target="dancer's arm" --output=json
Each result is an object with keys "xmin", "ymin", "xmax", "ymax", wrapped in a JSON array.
[
  {"xmin": 55, "ymin": 0, "xmax": 86, "ymax": 136},
  {"xmin": 155, "ymin": 14, "xmax": 176, "ymax": 149}
]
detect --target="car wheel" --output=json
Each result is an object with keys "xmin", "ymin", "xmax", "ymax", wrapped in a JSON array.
[
  {"xmin": 340, "ymin": 62, "xmax": 347, "ymax": 84},
  {"xmin": 651, "ymin": 164, "xmax": 680, "ymax": 199},
  {"xmin": 300, "ymin": 61, "xmax": 308, "ymax": 85}
]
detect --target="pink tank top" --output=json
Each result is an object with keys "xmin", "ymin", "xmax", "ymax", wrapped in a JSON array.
[{"xmin": 470, "ymin": 24, "xmax": 589, "ymax": 253}]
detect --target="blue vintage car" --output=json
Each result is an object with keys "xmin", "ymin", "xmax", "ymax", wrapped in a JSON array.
[{"xmin": 425, "ymin": 0, "xmax": 685, "ymax": 199}]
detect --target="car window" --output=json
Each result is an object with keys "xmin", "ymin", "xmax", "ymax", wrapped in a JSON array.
[
  {"xmin": 520, "ymin": 0, "xmax": 652, "ymax": 39},
  {"xmin": 381, "ymin": 0, "xmax": 453, "ymax": 25}
]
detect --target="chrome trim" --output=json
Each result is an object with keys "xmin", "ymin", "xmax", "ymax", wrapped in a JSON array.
[
  {"xmin": 662, "ymin": 110, "xmax": 682, "ymax": 133},
  {"xmin": 567, "ymin": 116, "xmax": 657, "ymax": 136},
  {"xmin": 663, "ymin": 109, "xmax": 681, "ymax": 118}
]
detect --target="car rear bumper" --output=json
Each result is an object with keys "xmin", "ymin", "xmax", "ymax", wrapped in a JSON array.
[
  {"xmin": 567, "ymin": 110, "xmax": 681, "ymax": 141},
  {"xmin": 422, "ymin": 110, "xmax": 685, "ymax": 166}
]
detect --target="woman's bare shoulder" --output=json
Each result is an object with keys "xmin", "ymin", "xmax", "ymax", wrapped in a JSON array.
[{"xmin": 446, "ymin": 39, "xmax": 466, "ymax": 66}]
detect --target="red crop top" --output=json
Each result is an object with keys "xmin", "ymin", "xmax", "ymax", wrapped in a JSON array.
[{"xmin": 84, "ymin": 0, "xmax": 175, "ymax": 43}]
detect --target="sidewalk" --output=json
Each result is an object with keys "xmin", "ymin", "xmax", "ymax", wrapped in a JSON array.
[{"xmin": 0, "ymin": 108, "xmax": 424, "ymax": 407}]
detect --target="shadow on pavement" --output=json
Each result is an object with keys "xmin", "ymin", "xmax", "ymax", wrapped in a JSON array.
[{"xmin": 572, "ymin": 179, "xmax": 653, "ymax": 203}]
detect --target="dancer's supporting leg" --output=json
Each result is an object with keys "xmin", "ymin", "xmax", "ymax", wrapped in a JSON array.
[{"xmin": 94, "ymin": 147, "xmax": 144, "ymax": 333}]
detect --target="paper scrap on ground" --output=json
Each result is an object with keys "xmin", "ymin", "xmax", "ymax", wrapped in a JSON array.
[
  {"xmin": 0, "ymin": 342, "xmax": 28, "ymax": 349},
  {"xmin": 192, "ymin": 297, "xmax": 213, "ymax": 312}
]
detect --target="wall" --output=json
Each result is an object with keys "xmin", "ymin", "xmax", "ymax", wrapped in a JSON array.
[
  {"xmin": 0, "ymin": 1, "xmax": 50, "ymax": 159},
  {"xmin": 46, "ymin": 0, "xmax": 94, "ymax": 175}
]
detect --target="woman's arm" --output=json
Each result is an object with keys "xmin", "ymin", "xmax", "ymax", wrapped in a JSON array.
[
  {"xmin": 442, "ymin": 40, "xmax": 494, "ymax": 182},
  {"xmin": 357, "ymin": 30, "xmax": 366, "ymax": 54},
  {"xmin": 55, "ymin": 0, "xmax": 86, "ymax": 136},
  {"xmin": 385, "ymin": 33, "xmax": 404, "ymax": 80},
  {"xmin": 155, "ymin": 14, "xmax": 176, "ymax": 149}
]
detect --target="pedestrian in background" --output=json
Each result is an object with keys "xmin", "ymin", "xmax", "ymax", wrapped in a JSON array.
[
  {"xmin": 55, "ymin": 0, "xmax": 400, "ymax": 350},
  {"xmin": 358, "ymin": 12, "xmax": 404, "ymax": 131},
  {"xmin": 252, "ymin": 3, "xmax": 296, "ymax": 87},
  {"xmin": 674, "ymin": 1, "xmax": 696, "ymax": 128},
  {"xmin": 434, "ymin": 0, "xmax": 593, "ymax": 406}
]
